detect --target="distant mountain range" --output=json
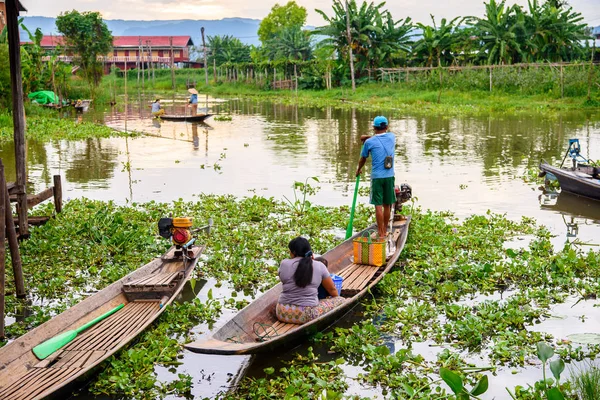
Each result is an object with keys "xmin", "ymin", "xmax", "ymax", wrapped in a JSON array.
[{"xmin": 21, "ymin": 16, "xmax": 262, "ymax": 46}]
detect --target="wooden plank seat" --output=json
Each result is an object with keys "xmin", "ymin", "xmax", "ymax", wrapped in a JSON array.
[
  {"xmin": 0, "ymin": 302, "xmax": 159, "ymax": 400},
  {"xmin": 339, "ymin": 263, "xmax": 381, "ymax": 296},
  {"xmin": 254, "ymin": 320, "xmax": 298, "ymax": 341},
  {"xmin": 124, "ymin": 271, "xmax": 183, "ymax": 288}
]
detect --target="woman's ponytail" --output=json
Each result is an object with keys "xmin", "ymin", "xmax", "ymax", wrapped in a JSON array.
[{"xmin": 288, "ymin": 237, "xmax": 313, "ymax": 288}]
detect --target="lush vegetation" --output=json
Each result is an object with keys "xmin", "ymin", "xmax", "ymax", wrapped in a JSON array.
[
  {"xmin": 0, "ymin": 108, "xmax": 135, "ymax": 142},
  {"xmin": 1, "ymin": 194, "xmax": 599, "ymax": 399},
  {"xmin": 198, "ymin": 0, "xmax": 593, "ymax": 90}
]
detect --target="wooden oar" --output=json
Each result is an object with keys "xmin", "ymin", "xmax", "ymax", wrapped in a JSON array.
[
  {"xmin": 346, "ymin": 145, "xmax": 364, "ymax": 239},
  {"xmin": 33, "ymin": 303, "xmax": 125, "ymax": 360}
]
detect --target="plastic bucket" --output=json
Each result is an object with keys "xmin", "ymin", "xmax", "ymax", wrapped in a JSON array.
[{"xmin": 330, "ymin": 273, "xmax": 343, "ymax": 295}]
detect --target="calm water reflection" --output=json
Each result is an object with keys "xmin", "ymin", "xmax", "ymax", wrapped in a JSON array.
[
  {"xmin": 1, "ymin": 97, "xmax": 598, "ymax": 244},
  {"xmin": 2, "ymin": 97, "xmax": 599, "ymax": 399}
]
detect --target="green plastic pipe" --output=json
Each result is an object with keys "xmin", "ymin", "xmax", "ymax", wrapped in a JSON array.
[{"xmin": 346, "ymin": 144, "xmax": 364, "ymax": 239}]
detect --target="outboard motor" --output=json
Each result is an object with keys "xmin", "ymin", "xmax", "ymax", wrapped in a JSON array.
[{"xmin": 393, "ymin": 183, "xmax": 412, "ymax": 219}]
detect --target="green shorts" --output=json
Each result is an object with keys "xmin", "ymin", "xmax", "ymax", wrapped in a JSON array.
[{"xmin": 370, "ymin": 177, "xmax": 396, "ymax": 205}]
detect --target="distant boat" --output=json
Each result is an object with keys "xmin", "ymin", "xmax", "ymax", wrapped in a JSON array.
[
  {"xmin": 158, "ymin": 114, "xmax": 212, "ymax": 122},
  {"xmin": 74, "ymin": 99, "xmax": 92, "ymax": 112},
  {"xmin": 540, "ymin": 161, "xmax": 600, "ymax": 201}
]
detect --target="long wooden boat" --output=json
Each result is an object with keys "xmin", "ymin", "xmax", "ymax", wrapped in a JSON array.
[
  {"xmin": 159, "ymin": 114, "xmax": 213, "ymax": 122},
  {"xmin": 185, "ymin": 218, "xmax": 410, "ymax": 355},
  {"xmin": 540, "ymin": 161, "xmax": 600, "ymax": 201},
  {"xmin": 0, "ymin": 245, "xmax": 204, "ymax": 400}
]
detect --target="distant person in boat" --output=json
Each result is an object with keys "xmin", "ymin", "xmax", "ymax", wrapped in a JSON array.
[
  {"xmin": 151, "ymin": 98, "xmax": 165, "ymax": 117},
  {"xmin": 356, "ymin": 116, "xmax": 396, "ymax": 240},
  {"xmin": 188, "ymin": 88, "xmax": 199, "ymax": 115},
  {"xmin": 276, "ymin": 237, "xmax": 345, "ymax": 325}
]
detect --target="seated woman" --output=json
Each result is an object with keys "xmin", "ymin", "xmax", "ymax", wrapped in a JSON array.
[{"xmin": 276, "ymin": 237, "xmax": 345, "ymax": 325}]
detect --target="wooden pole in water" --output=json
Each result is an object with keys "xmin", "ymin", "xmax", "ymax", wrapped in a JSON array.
[
  {"xmin": 53, "ymin": 175, "xmax": 62, "ymax": 214},
  {"xmin": 4, "ymin": 181, "xmax": 25, "ymax": 298},
  {"xmin": 0, "ymin": 159, "xmax": 6, "ymax": 339},
  {"xmin": 201, "ymin": 27, "xmax": 208, "ymax": 86},
  {"xmin": 6, "ymin": 0, "xmax": 28, "ymax": 238}
]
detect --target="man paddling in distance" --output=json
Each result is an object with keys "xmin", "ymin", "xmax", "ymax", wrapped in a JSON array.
[
  {"xmin": 188, "ymin": 88, "xmax": 199, "ymax": 115},
  {"xmin": 355, "ymin": 116, "xmax": 396, "ymax": 248}
]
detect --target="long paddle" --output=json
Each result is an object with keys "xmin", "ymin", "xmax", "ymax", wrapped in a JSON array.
[
  {"xmin": 33, "ymin": 303, "xmax": 125, "ymax": 360},
  {"xmin": 346, "ymin": 144, "xmax": 364, "ymax": 239}
]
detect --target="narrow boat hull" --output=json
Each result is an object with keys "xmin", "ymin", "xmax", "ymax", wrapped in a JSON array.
[
  {"xmin": 540, "ymin": 162, "xmax": 600, "ymax": 201},
  {"xmin": 158, "ymin": 114, "xmax": 212, "ymax": 122},
  {"xmin": 0, "ymin": 246, "xmax": 203, "ymax": 400},
  {"xmin": 185, "ymin": 219, "xmax": 410, "ymax": 355}
]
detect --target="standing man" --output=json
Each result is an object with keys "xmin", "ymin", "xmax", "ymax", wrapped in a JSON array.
[
  {"xmin": 356, "ymin": 116, "xmax": 396, "ymax": 240},
  {"xmin": 188, "ymin": 88, "xmax": 199, "ymax": 115}
]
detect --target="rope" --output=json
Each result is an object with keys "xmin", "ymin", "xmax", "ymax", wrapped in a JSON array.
[
  {"xmin": 253, "ymin": 322, "xmax": 279, "ymax": 342},
  {"xmin": 225, "ymin": 335, "xmax": 243, "ymax": 344}
]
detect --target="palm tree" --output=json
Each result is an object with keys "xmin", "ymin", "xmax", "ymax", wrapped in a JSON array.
[
  {"xmin": 265, "ymin": 26, "xmax": 312, "ymax": 62},
  {"xmin": 413, "ymin": 15, "xmax": 461, "ymax": 67},
  {"xmin": 475, "ymin": 0, "xmax": 527, "ymax": 64},
  {"xmin": 524, "ymin": 0, "xmax": 588, "ymax": 62},
  {"xmin": 315, "ymin": 0, "xmax": 413, "ymax": 76}
]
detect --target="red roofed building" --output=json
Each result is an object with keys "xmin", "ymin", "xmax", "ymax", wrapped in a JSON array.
[
  {"xmin": 0, "ymin": 0, "xmax": 27, "ymax": 32},
  {"xmin": 33, "ymin": 35, "xmax": 197, "ymax": 72}
]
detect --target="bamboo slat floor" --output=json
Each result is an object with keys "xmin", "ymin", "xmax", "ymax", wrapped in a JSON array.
[{"xmin": 0, "ymin": 301, "xmax": 159, "ymax": 400}]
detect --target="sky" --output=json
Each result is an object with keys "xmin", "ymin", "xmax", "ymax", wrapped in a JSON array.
[{"xmin": 22, "ymin": 0, "xmax": 600, "ymax": 26}]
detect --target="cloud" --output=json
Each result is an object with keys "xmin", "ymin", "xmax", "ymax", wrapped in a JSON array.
[{"xmin": 24, "ymin": 0, "xmax": 600, "ymax": 26}]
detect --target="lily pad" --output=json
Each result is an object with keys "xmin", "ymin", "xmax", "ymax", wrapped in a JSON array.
[{"xmin": 567, "ymin": 333, "xmax": 600, "ymax": 345}]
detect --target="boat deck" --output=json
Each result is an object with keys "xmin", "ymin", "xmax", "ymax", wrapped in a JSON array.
[{"xmin": 0, "ymin": 301, "xmax": 159, "ymax": 400}]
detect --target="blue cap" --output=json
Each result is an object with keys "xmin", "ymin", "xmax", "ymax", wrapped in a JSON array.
[{"xmin": 373, "ymin": 116, "xmax": 388, "ymax": 128}]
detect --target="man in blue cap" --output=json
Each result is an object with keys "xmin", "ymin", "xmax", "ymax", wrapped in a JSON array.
[{"xmin": 356, "ymin": 116, "xmax": 396, "ymax": 240}]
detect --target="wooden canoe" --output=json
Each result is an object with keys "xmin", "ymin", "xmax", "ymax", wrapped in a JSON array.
[
  {"xmin": 185, "ymin": 218, "xmax": 411, "ymax": 355},
  {"xmin": 540, "ymin": 162, "xmax": 600, "ymax": 201},
  {"xmin": 158, "ymin": 114, "xmax": 213, "ymax": 122},
  {"xmin": 0, "ymin": 245, "xmax": 204, "ymax": 400}
]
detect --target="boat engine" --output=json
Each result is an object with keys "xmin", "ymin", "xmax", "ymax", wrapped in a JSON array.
[
  {"xmin": 393, "ymin": 183, "xmax": 412, "ymax": 220},
  {"xmin": 158, "ymin": 217, "xmax": 194, "ymax": 256}
]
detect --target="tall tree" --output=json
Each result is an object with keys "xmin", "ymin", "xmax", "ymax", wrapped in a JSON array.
[
  {"xmin": 55, "ymin": 10, "xmax": 112, "ymax": 90},
  {"xmin": 207, "ymin": 35, "xmax": 251, "ymax": 65},
  {"xmin": 315, "ymin": 0, "xmax": 413, "ymax": 76},
  {"xmin": 474, "ymin": 0, "xmax": 527, "ymax": 64},
  {"xmin": 524, "ymin": 0, "xmax": 588, "ymax": 62},
  {"xmin": 258, "ymin": 1, "xmax": 307, "ymax": 44},
  {"xmin": 265, "ymin": 26, "xmax": 312, "ymax": 62},
  {"xmin": 413, "ymin": 15, "xmax": 462, "ymax": 67}
]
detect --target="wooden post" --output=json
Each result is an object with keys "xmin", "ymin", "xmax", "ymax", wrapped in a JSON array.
[
  {"xmin": 345, "ymin": 0, "xmax": 356, "ymax": 92},
  {"xmin": 170, "ymin": 36, "xmax": 175, "ymax": 91},
  {"xmin": 201, "ymin": 27, "xmax": 208, "ymax": 85},
  {"xmin": 587, "ymin": 42, "xmax": 595, "ymax": 102},
  {"xmin": 6, "ymin": 0, "xmax": 28, "ymax": 238},
  {"xmin": 213, "ymin": 59, "xmax": 217, "ymax": 82},
  {"xmin": 489, "ymin": 66, "xmax": 492, "ymax": 92},
  {"xmin": 53, "ymin": 175, "xmax": 62, "ymax": 214},
  {"xmin": 4, "ymin": 182, "xmax": 25, "ymax": 298},
  {"xmin": 560, "ymin": 65, "xmax": 564, "ymax": 98},
  {"xmin": 139, "ymin": 39, "xmax": 145, "ymax": 90},
  {"xmin": 0, "ymin": 160, "xmax": 6, "ymax": 339}
]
